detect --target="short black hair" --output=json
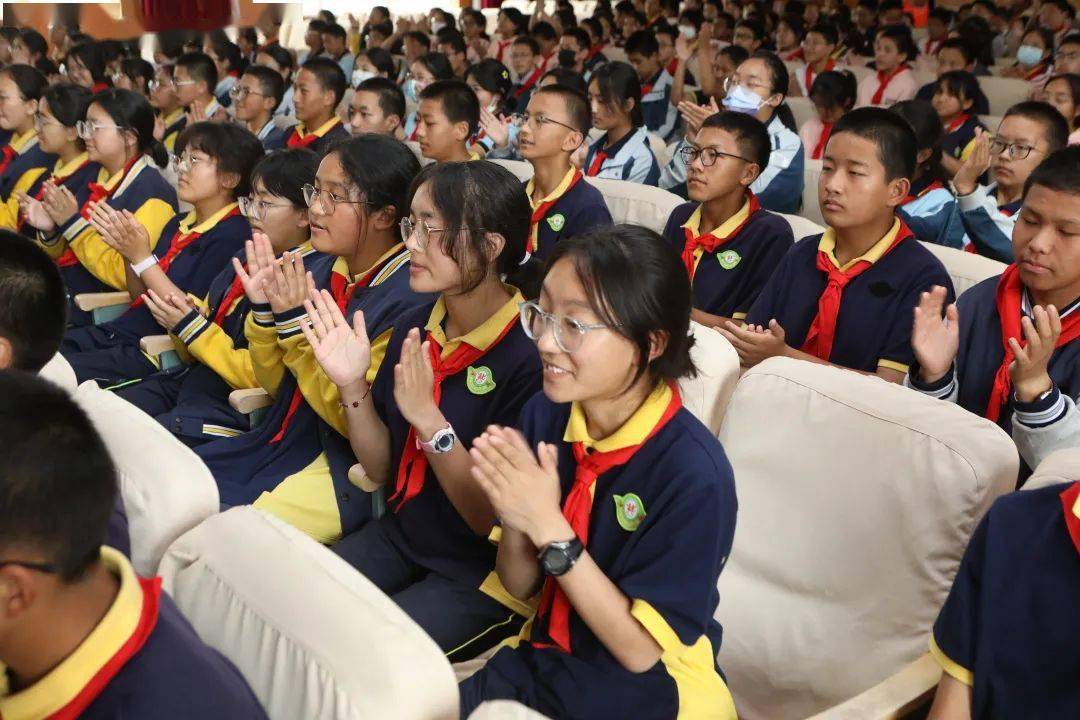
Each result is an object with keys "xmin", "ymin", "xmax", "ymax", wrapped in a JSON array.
[
  {"xmin": 500, "ymin": 7, "xmax": 531, "ymax": 35},
  {"xmin": 361, "ymin": 47, "xmax": 396, "ymax": 77},
  {"xmin": 938, "ymin": 37, "xmax": 975, "ymax": 64},
  {"xmin": 119, "ymin": 57, "xmax": 154, "ymax": 95},
  {"xmin": 735, "ymin": 19, "xmax": 766, "ymax": 41},
  {"xmin": 93, "ymin": 88, "xmax": 170, "ymax": 167},
  {"xmin": 512, "ymin": 35, "xmax": 541, "ymax": 55},
  {"xmin": 356, "ymin": 76, "xmax": 406, "ymax": 122},
  {"xmin": 700, "ymin": 110, "xmax": 772, "ymax": 176},
  {"xmin": 300, "ymin": 56, "xmax": 348, "ymax": 107},
  {"xmin": 405, "ymin": 30, "xmax": 433, "ymax": 51},
  {"xmin": 876, "ymin": 23, "xmax": 917, "ymax": 62},
  {"xmin": 625, "ymin": 30, "xmax": 660, "ymax": 57},
  {"xmin": 414, "ymin": 52, "xmax": 455, "ymax": 81},
  {"xmin": 1025, "ymin": 145, "xmax": 1080, "ymax": 199},
  {"xmin": 806, "ymin": 22, "xmax": 839, "ymax": 46},
  {"xmin": 536, "ymin": 84, "xmax": 592, "ymax": 133},
  {"xmin": 831, "ymin": 106, "xmax": 916, "ymax": 181},
  {"xmin": 323, "ymin": 22, "xmax": 348, "ymax": 41},
  {"xmin": 328, "ymin": 134, "xmax": 421, "ymax": 224},
  {"xmin": 66, "ymin": 41, "xmax": 110, "ymax": 85},
  {"xmin": 17, "ymin": 28, "xmax": 47, "ymax": 58},
  {"xmin": 562, "ymin": 27, "xmax": 591, "ymax": 52},
  {"xmin": 541, "ymin": 67, "xmax": 588, "ymax": 94},
  {"xmin": 545, "ymin": 225, "xmax": 696, "ymax": 385},
  {"xmin": 589, "ymin": 61, "xmax": 643, "ymax": 127},
  {"xmin": 243, "ymin": 64, "xmax": 285, "ymax": 111},
  {"xmin": 1060, "ymin": 32, "xmax": 1080, "ymax": 49},
  {"xmin": 0, "ymin": 234, "xmax": 66, "ymax": 371},
  {"xmin": 935, "ymin": 70, "xmax": 985, "ymax": 112},
  {"xmin": 720, "ymin": 44, "xmax": 750, "ymax": 67},
  {"xmin": 259, "ymin": 43, "xmax": 294, "ymax": 72},
  {"xmin": 0, "ymin": 372, "xmax": 118, "ymax": 582},
  {"xmin": 176, "ymin": 121, "xmax": 265, "ymax": 197},
  {"xmin": 41, "ymin": 83, "xmax": 92, "ymax": 151},
  {"xmin": 531, "ymin": 21, "xmax": 559, "ymax": 43},
  {"xmin": 750, "ymin": 49, "xmax": 790, "ymax": 96},
  {"xmin": 419, "ymin": 79, "xmax": 481, "ymax": 135},
  {"xmin": 307, "ymin": 19, "xmax": 330, "ymax": 35},
  {"xmin": 1004, "ymin": 100, "xmax": 1070, "ymax": 153},
  {"xmin": 436, "ymin": 28, "xmax": 468, "ymax": 56},
  {"xmin": 176, "ymin": 51, "xmax": 219, "ymax": 94},
  {"xmin": 928, "ymin": 7, "xmax": 953, "ymax": 24},
  {"xmin": 0, "ymin": 64, "xmax": 47, "ymax": 103},
  {"xmin": 251, "ymin": 148, "xmax": 318, "ymax": 209},
  {"xmin": 209, "ymin": 35, "xmax": 242, "ymax": 74},
  {"xmin": 409, "ymin": 161, "xmax": 530, "ymax": 292}
]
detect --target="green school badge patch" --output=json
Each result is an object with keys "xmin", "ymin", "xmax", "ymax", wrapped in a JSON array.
[
  {"xmin": 614, "ymin": 493, "xmax": 646, "ymax": 531},
  {"xmin": 546, "ymin": 213, "xmax": 566, "ymax": 232},
  {"xmin": 466, "ymin": 366, "xmax": 497, "ymax": 395},
  {"xmin": 717, "ymin": 249, "xmax": 742, "ymax": 270}
]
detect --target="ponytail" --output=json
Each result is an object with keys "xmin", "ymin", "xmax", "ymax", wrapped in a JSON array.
[
  {"xmin": 148, "ymin": 138, "xmax": 169, "ymax": 169},
  {"xmin": 91, "ymin": 88, "xmax": 164, "ymax": 165}
]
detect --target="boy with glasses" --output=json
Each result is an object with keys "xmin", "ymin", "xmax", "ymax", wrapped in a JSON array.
[
  {"xmin": 952, "ymin": 102, "xmax": 1069, "ymax": 262},
  {"xmin": 662, "ymin": 111, "xmax": 793, "ymax": 328},
  {"xmin": 232, "ymin": 65, "xmax": 288, "ymax": 151},
  {"xmin": 173, "ymin": 52, "xmax": 227, "ymax": 124},
  {"xmin": 150, "ymin": 65, "xmax": 188, "ymax": 152}
]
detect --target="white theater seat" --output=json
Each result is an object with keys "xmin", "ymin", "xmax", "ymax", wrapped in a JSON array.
[
  {"xmin": 1021, "ymin": 448, "xmax": 1080, "ymax": 492},
  {"xmin": 979, "ymin": 76, "xmax": 1031, "ymax": 116},
  {"xmin": 72, "ymin": 380, "xmax": 218, "ymax": 576},
  {"xmin": 920, "ymin": 242, "xmax": 1006, "ymax": 297},
  {"xmin": 715, "ymin": 357, "xmax": 1018, "ymax": 719},
  {"xmin": 586, "ymin": 177, "xmax": 682, "ymax": 234},
  {"xmin": 787, "ymin": 96, "xmax": 816, "ymax": 130},
  {"xmin": 159, "ymin": 508, "xmax": 459, "ymax": 720},
  {"xmin": 778, "ymin": 212, "xmax": 825, "ymax": 241},
  {"xmin": 680, "ymin": 322, "xmax": 742, "ymax": 435},
  {"xmin": 39, "ymin": 353, "xmax": 77, "ymax": 393},
  {"xmin": 488, "ymin": 158, "xmax": 533, "ymax": 182},
  {"xmin": 801, "ymin": 158, "xmax": 824, "ymax": 226}
]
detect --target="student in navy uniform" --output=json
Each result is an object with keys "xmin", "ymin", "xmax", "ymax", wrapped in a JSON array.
[
  {"xmin": 0, "ymin": 65, "xmax": 55, "ymax": 207},
  {"xmin": 114, "ymin": 149, "xmax": 318, "ymax": 447},
  {"xmin": 663, "ymin": 111, "xmax": 793, "ymax": 328},
  {"xmin": 173, "ymin": 52, "xmax": 226, "ymax": 123},
  {"xmin": 925, "ymin": 478, "xmax": 1080, "ymax": 720},
  {"xmin": 908, "ymin": 147, "xmax": 1080, "ymax": 478},
  {"xmin": 583, "ymin": 62, "xmax": 660, "ymax": 185},
  {"xmin": 460, "ymin": 226, "xmax": 738, "ymax": 720},
  {"xmin": 951, "ymin": 102, "xmax": 1069, "ymax": 263},
  {"xmin": 892, "ymin": 100, "xmax": 967, "ymax": 250},
  {"xmin": 347, "ymin": 76, "xmax": 406, "ymax": 138},
  {"xmin": 150, "ymin": 64, "xmax": 188, "ymax": 152},
  {"xmin": 232, "ymin": 65, "xmax": 289, "ymax": 151},
  {"xmin": 931, "ymin": 71, "xmax": 987, "ymax": 179},
  {"xmin": 0, "ymin": 372, "xmax": 267, "ymax": 720},
  {"xmin": 4, "ymin": 84, "xmax": 99, "ymax": 234},
  {"xmin": 21, "ymin": 89, "xmax": 178, "ymax": 326},
  {"xmin": 60, "ymin": 122, "xmax": 262, "ymax": 386},
  {"xmin": 508, "ymin": 37, "xmax": 545, "ymax": 114},
  {"xmin": 517, "ymin": 84, "xmax": 611, "ymax": 270},
  {"xmin": 415, "ymin": 80, "xmax": 482, "ymax": 164},
  {"xmin": 721, "ymin": 107, "xmax": 953, "ymax": 381},
  {"xmin": 624, "ymin": 30, "xmax": 679, "ymax": 142},
  {"xmin": 285, "ymin": 57, "xmax": 350, "ymax": 153},
  {"xmin": 196, "ymin": 135, "xmax": 427, "ymax": 544},
  {"xmin": 304, "ymin": 161, "xmax": 542, "ymax": 657}
]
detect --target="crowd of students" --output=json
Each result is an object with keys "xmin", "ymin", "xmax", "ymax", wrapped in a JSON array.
[{"xmin": 0, "ymin": 0, "xmax": 1077, "ymax": 717}]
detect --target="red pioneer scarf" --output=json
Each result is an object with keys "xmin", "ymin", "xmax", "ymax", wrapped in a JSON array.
[
  {"xmin": 528, "ymin": 169, "xmax": 582, "ymax": 254},
  {"xmin": 804, "ymin": 59, "xmax": 835, "ymax": 94},
  {"xmin": 811, "ymin": 121, "xmax": 832, "ymax": 160},
  {"xmin": 871, "ymin": 63, "xmax": 909, "ymax": 105},
  {"xmin": 57, "ymin": 156, "xmax": 142, "ymax": 268},
  {"xmin": 19, "ymin": 156, "xmax": 91, "ymax": 233},
  {"xmin": 286, "ymin": 118, "xmax": 341, "ymax": 149},
  {"xmin": 1061, "ymin": 481, "xmax": 1080, "ymax": 557},
  {"xmin": 512, "ymin": 66, "xmax": 544, "ymax": 100},
  {"xmin": 681, "ymin": 193, "xmax": 760, "ymax": 281}
]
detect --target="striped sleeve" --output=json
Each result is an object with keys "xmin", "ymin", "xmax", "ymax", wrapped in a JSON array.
[
  {"xmin": 244, "ymin": 303, "xmax": 287, "ymax": 397},
  {"xmin": 1012, "ymin": 386, "xmax": 1080, "ymax": 470},
  {"xmin": 0, "ymin": 166, "xmax": 46, "ymax": 229},
  {"xmin": 65, "ymin": 197, "xmax": 177, "ymax": 290},
  {"xmin": 957, "ymin": 185, "xmax": 1016, "ymax": 263},
  {"xmin": 174, "ymin": 308, "xmax": 258, "ymax": 391}
]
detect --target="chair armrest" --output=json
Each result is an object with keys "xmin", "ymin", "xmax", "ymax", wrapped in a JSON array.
[
  {"xmin": 139, "ymin": 335, "xmax": 176, "ymax": 357},
  {"xmin": 74, "ymin": 291, "xmax": 130, "ymax": 311},
  {"xmin": 229, "ymin": 388, "xmax": 273, "ymax": 414},
  {"xmin": 807, "ymin": 653, "xmax": 941, "ymax": 720}
]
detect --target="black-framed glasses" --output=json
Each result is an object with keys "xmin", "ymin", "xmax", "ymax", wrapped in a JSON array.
[
  {"xmin": 0, "ymin": 560, "xmax": 56, "ymax": 574},
  {"xmin": 988, "ymin": 138, "xmax": 1040, "ymax": 160},
  {"xmin": 511, "ymin": 111, "xmax": 580, "ymax": 134},
  {"xmin": 229, "ymin": 85, "xmax": 267, "ymax": 101},
  {"xmin": 519, "ymin": 300, "xmax": 617, "ymax": 353},
  {"xmin": 302, "ymin": 183, "xmax": 374, "ymax": 214},
  {"xmin": 679, "ymin": 144, "xmax": 753, "ymax": 167}
]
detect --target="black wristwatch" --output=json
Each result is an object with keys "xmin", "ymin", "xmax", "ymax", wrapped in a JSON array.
[{"xmin": 538, "ymin": 538, "xmax": 584, "ymax": 577}]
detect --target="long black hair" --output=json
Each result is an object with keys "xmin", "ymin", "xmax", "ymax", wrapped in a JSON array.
[
  {"xmin": 589, "ymin": 61, "xmax": 643, "ymax": 127},
  {"xmin": 890, "ymin": 100, "xmax": 947, "ymax": 186},
  {"xmin": 330, "ymin": 133, "xmax": 422, "ymax": 224},
  {"xmin": 92, "ymin": 88, "xmax": 169, "ymax": 167}
]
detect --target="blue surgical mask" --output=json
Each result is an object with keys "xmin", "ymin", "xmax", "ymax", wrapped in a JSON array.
[
  {"xmin": 352, "ymin": 70, "xmax": 376, "ymax": 88},
  {"xmin": 722, "ymin": 83, "xmax": 763, "ymax": 114},
  {"xmin": 1016, "ymin": 44, "xmax": 1044, "ymax": 68},
  {"xmin": 404, "ymin": 78, "xmax": 419, "ymax": 103}
]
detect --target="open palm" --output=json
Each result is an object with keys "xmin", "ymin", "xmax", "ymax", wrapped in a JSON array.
[
  {"xmin": 301, "ymin": 289, "xmax": 372, "ymax": 387},
  {"xmin": 912, "ymin": 285, "xmax": 959, "ymax": 383}
]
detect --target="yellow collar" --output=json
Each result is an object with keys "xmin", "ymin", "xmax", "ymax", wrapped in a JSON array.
[
  {"xmin": 818, "ymin": 217, "xmax": 901, "ymax": 272},
  {"xmin": 296, "ymin": 116, "xmax": 342, "ymax": 138},
  {"xmin": 331, "ymin": 242, "xmax": 408, "ymax": 284},
  {"xmin": 564, "ymin": 382, "xmax": 673, "ymax": 452},
  {"xmin": 8, "ymin": 129, "xmax": 37, "ymax": 153},
  {"xmin": 682, "ymin": 198, "xmax": 751, "ymax": 239},
  {"xmin": 0, "ymin": 548, "xmax": 142, "ymax": 720},
  {"xmin": 162, "ymin": 107, "xmax": 185, "ymax": 126},
  {"xmin": 53, "ymin": 152, "xmax": 89, "ymax": 178},
  {"xmin": 425, "ymin": 287, "xmax": 523, "ymax": 360},
  {"xmin": 468, "ymin": 151, "xmax": 482, "ymax": 161},
  {"xmin": 102, "ymin": 156, "xmax": 148, "ymax": 193},
  {"xmin": 180, "ymin": 201, "xmax": 239, "ymax": 235},
  {"xmin": 526, "ymin": 166, "xmax": 577, "ymax": 210}
]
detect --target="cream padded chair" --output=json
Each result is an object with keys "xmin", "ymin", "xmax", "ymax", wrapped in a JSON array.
[
  {"xmin": 978, "ymin": 114, "xmax": 1002, "ymax": 131},
  {"xmin": 1021, "ymin": 448, "xmax": 1080, "ymax": 492},
  {"xmin": 787, "ymin": 96, "xmax": 816, "ymax": 130},
  {"xmin": 716, "ymin": 357, "xmax": 1018, "ymax": 719},
  {"xmin": 920, "ymin": 242, "xmax": 1006, "ymax": 297},
  {"xmin": 979, "ymin": 76, "xmax": 1031, "ymax": 115},
  {"xmin": 273, "ymin": 114, "xmax": 298, "ymax": 130},
  {"xmin": 489, "ymin": 158, "xmax": 534, "ymax": 182},
  {"xmin": 159, "ymin": 507, "xmax": 459, "ymax": 720},
  {"xmin": 468, "ymin": 701, "xmax": 551, "ymax": 720},
  {"xmin": 72, "ymin": 380, "xmax": 218, "ymax": 576},
  {"xmin": 680, "ymin": 322, "xmax": 742, "ymax": 436},
  {"xmin": 778, "ymin": 212, "xmax": 825, "ymax": 241},
  {"xmin": 586, "ymin": 177, "xmax": 682, "ymax": 234},
  {"xmin": 801, "ymin": 159, "xmax": 824, "ymax": 226},
  {"xmin": 39, "ymin": 353, "xmax": 77, "ymax": 393}
]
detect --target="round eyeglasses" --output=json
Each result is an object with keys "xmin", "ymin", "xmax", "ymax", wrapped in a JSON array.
[{"xmin": 519, "ymin": 300, "xmax": 617, "ymax": 353}]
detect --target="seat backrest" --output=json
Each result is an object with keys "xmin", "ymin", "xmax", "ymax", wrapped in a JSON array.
[
  {"xmin": 787, "ymin": 96, "xmax": 816, "ymax": 130},
  {"xmin": 586, "ymin": 177, "xmax": 683, "ymax": 234},
  {"xmin": 159, "ymin": 508, "xmax": 459, "ymax": 720},
  {"xmin": 715, "ymin": 358, "xmax": 1018, "ymax": 719},
  {"xmin": 920, "ymin": 241, "xmax": 1006, "ymax": 296},
  {"xmin": 777, "ymin": 212, "xmax": 825, "ymax": 241},
  {"xmin": 605, "ymin": 46, "xmax": 628, "ymax": 64},
  {"xmin": 801, "ymin": 158, "xmax": 824, "ymax": 226},
  {"xmin": 1022, "ymin": 448, "xmax": 1080, "ymax": 491},
  {"xmin": 979, "ymin": 75, "xmax": 1031, "ymax": 115},
  {"xmin": 469, "ymin": 701, "xmax": 552, "ymax": 720},
  {"xmin": 488, "ymin": 158, "xmax": 533, "ymax": 182},
  {"xmin": 39, "ymin": 353, "xmax": 77, "ymax": 393},
  {"xmin": 273, "ymin": 114, "xmax": 298, "ymax": 130},
  {"xmin": 845, "ymin": 63, "xmax": 874, "ymax": 83},
  {"xmin": 679, "ymin": 323, "xmax": 741, "ymax": 435},
  {"xmin": 72, "ymin": 380, "xmax": 218, "ymax": 576},
  {"xmin": 978, "ymin": 114, "xmax": 1002, "ymax": 132}
]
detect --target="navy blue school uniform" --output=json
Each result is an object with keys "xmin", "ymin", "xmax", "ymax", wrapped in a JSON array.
[
  {"xmin": 61, "ymin": 204, "xmax": 250, "ymax": 386},
  {"xmin": 255, "ymin": 118, "xmax": 290, "ymax": 151},
  {"xmin": 197, "ymin": 245, "xmax": 428, "ymax": 544},
  {"xmin": 746, "ymin": 219, "xmax": 954, "ymax": 374},
  {"xmin": 941, "ymin": 114, "xmax": 985, "ymax": 165},
  {"xmin": 0, "ymin": 548, "xmax": 267, "ymax": 719},
  {"xmin": 915, "ymin": 82, "xmax": 990, "ymax": 114},
  {"xmin": 640, "ymin": 68, "xmax": 678, "ymax": 142},
  {"xmin": 524, "ymin": 168, "xmax": 612, "ymax": 263},
  {"xmin": 662, "ymin": 197, "xmax": 794, "ymax": 321},
  {"xmin": 583, "ymin": 126, "xmax": 660, "ymax": 186},
  {"xmin": 161, "ymin": 108, "xmax": 188, "ymax": 152},
  {"xmin": 284, "ymin": 117, "xmax": 350, "ymax": 154},
  {"xmin": 930, "ymin": 481, "xmax": 1080, "ymax": 719},
  {"xmin": 0, "ymin": 130, "xmax": 55, "ymax": 203},
  {"xmin": 0, "ymin": 152, "xmax": 99, "ymax": 232},
  {"xmin": 332, "ymin": 292, "xmax": 543, "ymax": 657},
  {"xmin": 459, "ymin": 385, "xmax": 738, "ymax": 720}
]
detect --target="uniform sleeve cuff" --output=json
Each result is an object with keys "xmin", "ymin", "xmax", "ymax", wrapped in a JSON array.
[
  {"xmin": 173, "ymin": 308, "xmax": 210, "ymax": 346},
  {"xmin": 1012, "ymin": 385, "xmax": 1067, "ymax": 428},
  {"xmin": 929, "ymin": 635, "xmax": 973, "ymax": 687},
  {"xmin": 249, "ymin": 302, "xmax": 274, "ymax": 327},
  {"xmin": 273, "ymin": 305, "xmax": 309, "ymax": 339},
  {"xmin": 955, "ymin": 185, "xmax": 988, "ymax": 212},
  {"xmin": 907, "ymin": 365, "xmax": 956, "ymax": 398}
]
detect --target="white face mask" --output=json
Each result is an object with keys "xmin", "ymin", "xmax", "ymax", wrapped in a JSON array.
[
  {"xmin": 352, "ymin": 70, "xmax": 376, "ymax": 87},
  {"xmin": 431, "ymin": 20, "xmax": 447, "ymax": 34},
  {"xmin": 679, "ymin": 25, "xmax": 698, "ymax": 40}
]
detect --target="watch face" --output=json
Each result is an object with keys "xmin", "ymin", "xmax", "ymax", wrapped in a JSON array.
[
  {"xmin": 433, "ymin": 430, "xmax": 455, "ymax": 453},
  {"xmin": 542, "ymin": 545, "xmax": 572, "ymax": 575}
]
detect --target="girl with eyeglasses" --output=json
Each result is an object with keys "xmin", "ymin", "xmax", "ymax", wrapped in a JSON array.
[
  {"xmin": 64, "ymin": 41, "xmax": 111, "ymax": 94},
  {"xmin": 0, "ymin": 65, "xmax": 55, "ymax": 207},
  {"xmin": 111, "ymin": 148, "xmax": 317, "ymax": 446},
  {"xmin": 114, "ymin": 57, "xmax": 155, "ymax": 99},
  {"xmin": 149, "ymin": 64, "xmax": 187, "ymax": 152},
  {"xmin": 4, "ymin": 84, "xmax": 99, "ymax": 235},
  {"xmin": 303, "ymin": 160, "xmax": 542, "ymax": 659},
  {"xmin": 195, "ymin": 134, "xmax": 429, "ymax": 546},
  {"xmin": 23, "ymin": 88, "xmax": 178, "ymax": 326},
  {"xmin": 459, "ymin": 225, "xmax": 738, "ymax": 720},
  {"xmin": 59, "ymin": 121, "xmax": 261, "ymax": 387}
]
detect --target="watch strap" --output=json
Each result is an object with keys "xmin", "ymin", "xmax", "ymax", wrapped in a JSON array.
[{"xmin": 131, "ymin": 254, "xmax": 160, "ymax": 276}]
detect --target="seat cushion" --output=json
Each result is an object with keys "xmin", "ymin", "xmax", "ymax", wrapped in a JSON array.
[
  {"xmin": 715, "ymin": 357, "xmax": 1018, "ymax": 719},
  {"xmin": 73, "ymin": 380, "xmax": 218, "ymax": 576},
  {"xmin": 1022, "ymin": 448, "xmax": 1080, "ymax": 491},
  {"xmin": 159, "ymin": 507, "xmax": 459, "ymax": 720},
  {"xmin": 39, "ymin": 353, "xmax": 77, "ymax": 392},
  {"xmin": 468, "ymin": 700, "xmax": 553, "ymax": 720},
  {"xmin": 585, "ymin": 177, "xmax": 682, "ymax": 234},
  {"xmin": 679, "ymin": 322, "xmax": 741, "ymax": 435},
  {"xmin": 921, "ymin": 242, "xmax": 1006, "ymax": 297}
]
